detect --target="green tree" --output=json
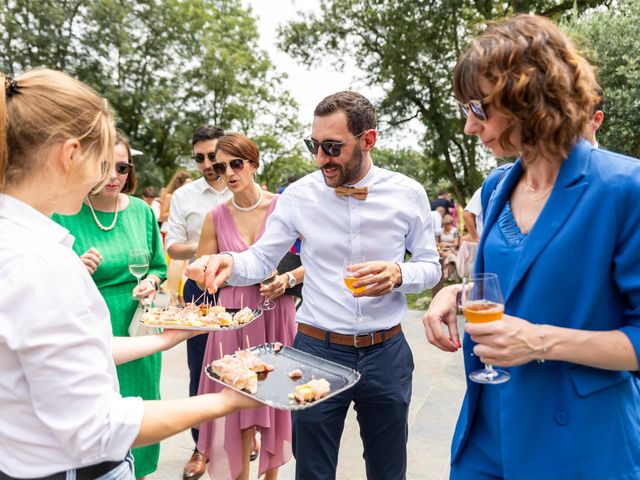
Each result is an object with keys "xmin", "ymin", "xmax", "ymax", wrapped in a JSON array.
[
  {"xmin": 0, "ymin": 0, "xmax": 304, "ymax": 190},
  {"xmin": 563, "ymin": 0, "xmax": 640, "ymax": 158},
  {"xmin": 278, "ymin": 0, "xmax": 611, "ymax": 204},
  {"xmin": 373, "ymin": 147, "xmax": 438, "ymax": 195}
]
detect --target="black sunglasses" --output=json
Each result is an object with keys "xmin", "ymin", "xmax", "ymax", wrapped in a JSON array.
[
  {"xmin": 303, "ymin": 131, "xmax": 366, "ymax": 157},
  {"xmin": 115, "ymin": 162, "xmax": 133, "ymax": 175},
  {"xmin": 211, "ymin": 158, "xmax": 249, "ymax": 176},
  {"xmin": 192, "ymin": 152, "xmax": 216, "ymax": 163},
  {"xmin": 458, "ymin": 99, "xmax": 488, "ymax": 122}
]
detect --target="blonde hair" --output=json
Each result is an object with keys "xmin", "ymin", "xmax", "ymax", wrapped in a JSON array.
[
  {"xmin": 454, "ymin": 14, "xmax": 599, "ymax": 162},
  {"xmin": 0, "ymin": 68, "xmax": 114, "ymax": 192}
]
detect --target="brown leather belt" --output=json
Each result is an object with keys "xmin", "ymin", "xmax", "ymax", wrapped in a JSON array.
[{"xmin": 298, "ymin": 323, "xmax": 402, "ymax": 348}]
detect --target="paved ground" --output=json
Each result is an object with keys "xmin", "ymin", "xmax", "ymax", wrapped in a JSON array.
[{"xmin": 152, "ymin": 311, "xmax": 467, "ymax": 480}]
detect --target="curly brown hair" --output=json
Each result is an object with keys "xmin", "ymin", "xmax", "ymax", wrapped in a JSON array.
[{"xmin": 454, "ymin": 14, "xmax": 600, "ymax": 162}]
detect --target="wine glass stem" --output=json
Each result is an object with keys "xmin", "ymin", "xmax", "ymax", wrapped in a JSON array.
[
  {"xmin": 485, "ymin": 364, "xmax": 497, "ymax": 378},
  {"xmin": 355, "ymin": 298, "xmax": 364, "ymax": 321}
]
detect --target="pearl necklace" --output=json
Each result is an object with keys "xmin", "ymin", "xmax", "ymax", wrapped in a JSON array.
[
  {"xmin": 232, "ymin": 184, "xmax": 263, "ymax": 212},
  {"xmin": 87, "ymin": 195, "xmax": 119, "ymax": 231}
]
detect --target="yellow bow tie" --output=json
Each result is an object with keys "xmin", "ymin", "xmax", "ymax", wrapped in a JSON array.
[{"xmin": 335, "ymin": 186, "xmax": 368, "ymax": 201}]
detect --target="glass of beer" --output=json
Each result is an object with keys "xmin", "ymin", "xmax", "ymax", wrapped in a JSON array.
[
  {"xmin": 260, "ymin": 270, "xmax": 278, "ymax": 311},
  {"xmin": 462, "ymin": 273, "xmax": 510, "ymax": 384},
  {"xmin": 344, "ymin": 256, "xmax": 366, "ymax": 322}
]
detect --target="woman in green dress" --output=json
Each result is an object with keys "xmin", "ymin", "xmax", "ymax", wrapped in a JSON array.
[{"xmin": 53, "ymin": 132, "xmax": 166, "ymax": 479}]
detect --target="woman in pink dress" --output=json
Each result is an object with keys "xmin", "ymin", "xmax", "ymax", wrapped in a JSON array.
[{"xmin": 195, "ymin": 133, "xmax": 301, "ymax": 480}]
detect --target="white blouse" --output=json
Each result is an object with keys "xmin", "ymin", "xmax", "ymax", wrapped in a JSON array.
[{"xmin": 0, "ymin": 194, "xmax": 143, "ymax": 477}]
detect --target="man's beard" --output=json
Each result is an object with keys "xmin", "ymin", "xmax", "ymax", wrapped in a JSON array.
[
  {"xmin": 202, "ymin": 168, "xmax": 219, "ymax": 181},
  {"xmin": 320, "ymin": 145, "xmax": 364, "ymax": 188}
]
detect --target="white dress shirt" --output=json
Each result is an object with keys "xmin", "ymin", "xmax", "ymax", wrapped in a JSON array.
[
  {"xmin": 165, "ymin": 177, "xmax": 231, "ymax": 254},
  {"xmin": 228, "ymin": 165, "xmax": 441, "ymax": 334},
  {"xmin": 0, "ymin": 194, "xmax": 143, "ymax": 477},
  {"xmin": 430, "ymin": 210, "xmax": 443, "ymax": 237},
  {"xmin": 465, "ymin": 187, "xmax": 483, "ymax": 236}
]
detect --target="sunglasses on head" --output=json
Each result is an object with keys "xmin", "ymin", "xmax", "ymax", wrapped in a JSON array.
[
  {"xmin": 458, "ymin": 99, "xmax": 488, "ymax": 122},
  {"xmin": 192, "ymin": 152, "xmax": 216, "ymax": 163},
  {"xmin": 115, "ymin": 162, "xmax": 133, "ymax": 175},
  {"xmin": 211, "ymin": 158, "xmax": 250, "ymax": 176},
  {"xmin": 303, "ymin": 131, "xmax": 366, "ymax": 158}
]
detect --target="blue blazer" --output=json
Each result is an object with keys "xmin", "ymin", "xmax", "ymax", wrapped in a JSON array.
[{"xmin": 452, "ymin": 140, "xmax": 640, "ymax": 479}]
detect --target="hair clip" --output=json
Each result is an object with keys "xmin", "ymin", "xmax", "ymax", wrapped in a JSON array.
[{"xmin": 5, "ymin": 76, "xmax": 19, "ymax": 99}]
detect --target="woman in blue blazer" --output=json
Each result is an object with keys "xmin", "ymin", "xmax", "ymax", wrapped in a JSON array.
[{"xmin": 424, "ymin": 14, "xmax": 640, "ymax": 480}]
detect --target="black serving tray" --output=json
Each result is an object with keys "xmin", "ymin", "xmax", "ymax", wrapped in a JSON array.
[{"xmin": 205, "ymin": 342, "xmax": 361, "ymax": 410}]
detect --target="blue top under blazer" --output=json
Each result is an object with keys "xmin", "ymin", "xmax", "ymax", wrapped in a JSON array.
[{"xmin": 451, "ymin": 139, "xmax": 640, "ymax": 480}]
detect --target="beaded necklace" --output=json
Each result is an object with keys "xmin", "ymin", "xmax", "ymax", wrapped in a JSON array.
[
  {"xmin": 232, "ymin": 183, "xmax": 263, "ymax": 212},
  {"xmin": 87, "ymin": 195, "xmax": 119, "ymax": 231}
]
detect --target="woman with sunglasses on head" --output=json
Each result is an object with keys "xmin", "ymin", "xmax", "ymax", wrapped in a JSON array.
[
  {"xmin": 52, "ymin": 131, "xmax": 167, "ymax": 479},
  {"xmin": 423, "ymin": 14, "xmax": 640, "ymax": 480},
  {"xmin": 0, "ymin": 68, "xmax": 258, "ymax": 480},
  {"xmin": 195, "ymin": 133, "xmax": 302, "ymax": 480}
]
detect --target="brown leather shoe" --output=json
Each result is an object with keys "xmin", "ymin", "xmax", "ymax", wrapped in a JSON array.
[{"xmin": 183, "ymin": 449, "xmax": 208, "ymax": 480}]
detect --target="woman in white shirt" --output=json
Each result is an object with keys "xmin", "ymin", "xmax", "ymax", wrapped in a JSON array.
[{"xmin": 0, "ymin": 68, "xmax": 257, "ymax": 479}]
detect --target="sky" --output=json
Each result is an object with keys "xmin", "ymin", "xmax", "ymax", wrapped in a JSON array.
[{"xmin": 245, "ymin": 0, "xmax": 422, "ymax": 149}]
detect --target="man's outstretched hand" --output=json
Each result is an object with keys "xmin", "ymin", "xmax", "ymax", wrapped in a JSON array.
[{"xmin": 186, "ymin": 254, "xmax": 234, "ymax": 293}]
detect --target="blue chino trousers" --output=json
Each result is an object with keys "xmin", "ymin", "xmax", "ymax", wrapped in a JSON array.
[{"xmin": 292, "ymin": 330, "xmax": 413, "ymax": 480}]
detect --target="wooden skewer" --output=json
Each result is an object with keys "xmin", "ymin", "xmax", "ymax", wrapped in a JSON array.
[
  {"xmin": 219, "ymin": 341, "xmax": 224, "ymax": 360},
  {"xmin": 246, "ymin": 335, "xmax": 251, "ymax": 349},
  {"xmin": 195, "ymin": 290, "xmax": 206, "ymax": 305}
]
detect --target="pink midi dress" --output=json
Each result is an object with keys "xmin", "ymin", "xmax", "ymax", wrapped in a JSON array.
[{"xmin": 197, "ymin": 197, "xmax": 296, "ymax": 479}]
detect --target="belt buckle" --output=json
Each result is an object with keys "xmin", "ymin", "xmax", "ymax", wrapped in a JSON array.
[{"xmin": 352, "ymin": 333, "xmax": 376, "ymax": 348}]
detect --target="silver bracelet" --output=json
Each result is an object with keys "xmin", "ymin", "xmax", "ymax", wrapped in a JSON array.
[{"xmin": 536, "ymin": 324, "xmax": 547, "ymax": 363}]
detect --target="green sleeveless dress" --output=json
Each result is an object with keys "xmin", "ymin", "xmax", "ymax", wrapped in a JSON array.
[{"xmin": 53, "ymin": 196, "xmax": 166, "ymax": 476}]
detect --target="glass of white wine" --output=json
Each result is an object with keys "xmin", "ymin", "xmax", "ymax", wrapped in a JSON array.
[
  {"xmin": 128, "ymin": 248, "xmax": 149, "ymax": 287},
  {"xmin": 344, "ymin": 256, "xmax": 366, "ymax": 323},
  {"xmin": 260, "ymin": 269, "xmax": 278, "ymax": 311}
]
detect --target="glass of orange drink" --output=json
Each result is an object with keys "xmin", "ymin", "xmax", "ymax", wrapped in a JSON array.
[
  {"xmin": 462, "ymin": 273, "xmax": 510, "ymax": 384},
  {"xmin": 344, "ymin": 256, "xmax": 366, "ymax": 322}
]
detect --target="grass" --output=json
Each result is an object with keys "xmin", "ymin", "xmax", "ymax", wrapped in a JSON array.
[{"xmin": 405, "ymin": 279, "xmax": 458, "ymax": 310}]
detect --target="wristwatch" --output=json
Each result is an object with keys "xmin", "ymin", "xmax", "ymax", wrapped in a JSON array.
[{"xmin": 286, "ymin": 271, "xmax": 297, "ymax": 288}]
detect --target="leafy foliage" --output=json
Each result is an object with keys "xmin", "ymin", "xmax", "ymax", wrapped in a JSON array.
[
  {"xmin": 279, "ymin": 0, "xmax": 611, "ymax": 204},
  {"xmin": 563, "ymin": 0, "xmax": 640, "ymax": 158},
  {"xmin": 0, "ymin": 0, "xmax": 306, "ymax": 190}
]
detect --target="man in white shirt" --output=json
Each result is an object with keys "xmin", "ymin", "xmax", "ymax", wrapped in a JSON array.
[
  {"xmin": 187, "ymin": 92, "xmax": 441, "ymax": 480},
  {"xmin": 585, "ymin": 86, "xmax": 604, "ymax": 148},
  {"xmin": 463, "ymin": 187, "xmax": 483, "ymax": 242},
  {"xmin": 141, "ymin": 186, "xmax": 161, "ymax": 221},
  {"xmin": 165, "ymin": 124, "xmax": 231, "ymax": 480},
  {"xmin": 430, "ymin": 205, "xmax": 445, "ymax": 238}
]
